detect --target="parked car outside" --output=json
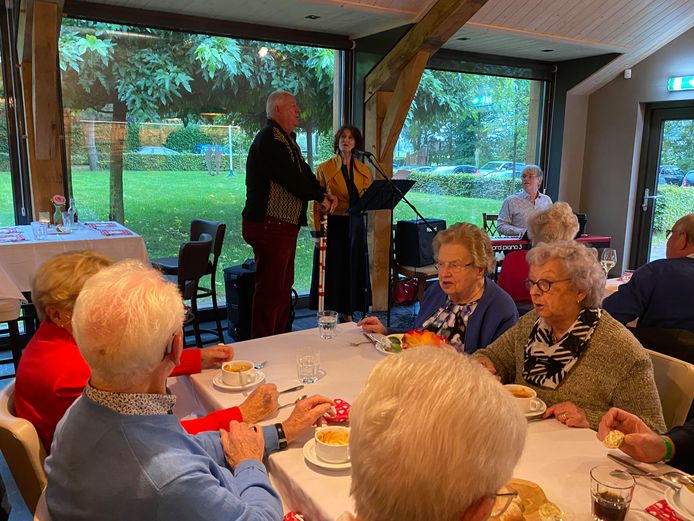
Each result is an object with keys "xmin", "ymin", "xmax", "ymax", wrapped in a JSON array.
[
  {"xmin": 491, "ymin": 163, "xmax": 526, "ymax": 179},
  {"xmin": 431, "ymin": 164, "xmax": 477, "ymax": 175},
  {"xmin": 193, "ymin": 144, "xmax": 230, "ymax": 154},
  {"xmin": 478, "ymin": 161, "xmax": 525, "ymax": 175},
  {"xmin": 136, "ymin": 146, "xmax": 180, "ymax": 155},
  {"xmin": 682, "ymin": 170, "xmax": 694, "ymax": 187},
  {"xmin": 396, "ymin": 165, "xmax": 434, "ymax": 173},
  {"xmin": 658, "ymin": 165, "xmax": 685, "ymax": 185}
]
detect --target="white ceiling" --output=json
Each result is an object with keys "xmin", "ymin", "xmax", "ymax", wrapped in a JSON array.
[{"xmin": 77, "ymin": 0, "xmax": 694, "ymax": 93}]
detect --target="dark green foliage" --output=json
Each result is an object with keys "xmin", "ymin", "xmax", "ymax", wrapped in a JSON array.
[
  {"xmin": 409, "ymin": 172, "xmax": 522, "ymax": 200},
  {"xmin": 164, "ymin": 125, "xmax": 211, "ymax": 152},
  {"xmin": 97, "ymin": 152, "xmax": 230, "ymax": 171},
  {"xmin": 653, "ymin": 185, "xmax": 694, "ymax": 231},
  {"xmin": 125, "ymin": 122, "xmax": 141, "ymax": 152}
]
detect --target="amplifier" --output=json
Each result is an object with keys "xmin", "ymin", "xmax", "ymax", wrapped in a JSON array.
[{"xmin": 395, "ymin": 219, "xmax": 446, "ymax": 267}]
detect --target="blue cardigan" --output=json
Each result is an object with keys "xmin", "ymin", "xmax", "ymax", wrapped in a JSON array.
[{"xmin": 415, "ymin": 278, "xmax": 519, "ymax": 354}]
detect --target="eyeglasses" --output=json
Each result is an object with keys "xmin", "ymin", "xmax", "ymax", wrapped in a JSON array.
[
  {"xmin": 434, "ymin": 260, "xmax": 474, "ymax": 273},
  {"xmin": 666, "ymin": 229, "xmax": 683, "ymax": 239},
  {"xmin": 490, "ymin": 490, "xmax": 518, "ymax": 517},
  {"xmin": 521, "ymin": 174, "xmax": 537, "ymax": 179},
  {"xmin": 524, "ymin": 278, "xmax": 572, "ymax": 293}
]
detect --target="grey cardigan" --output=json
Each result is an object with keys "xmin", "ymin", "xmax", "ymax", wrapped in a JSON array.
[{"xmin": 474, "ymin": 310, "xmax": 666, "ymax": 432}]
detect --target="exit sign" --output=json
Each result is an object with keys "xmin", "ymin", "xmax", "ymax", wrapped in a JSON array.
[{"xmin": 668, "ymin": 76, "xmax": 694, "ymax": 91}]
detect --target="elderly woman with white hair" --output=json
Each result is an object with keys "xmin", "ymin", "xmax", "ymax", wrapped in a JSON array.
[
  {"xmin": 360, "ymin": 222, "xmax": 518, "ymax": 353},
  {"xmin": 475, "ymin": 240, "xmax": 665, "ymax": 431},
  {"xmin": 497, "ymin": 164, "xmax": 552, "ymax": 237},
  {"xmin": 498, "ymin": 202, "xmax": 579, "ymax": 303},
  {"xmin": 341, "ymin": 347, "xmax": 526, "ymax": 521}
]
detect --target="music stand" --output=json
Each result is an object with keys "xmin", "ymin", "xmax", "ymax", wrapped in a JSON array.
[{"xmin": 349, "ymin": 179, "xmax": 415, "ymax": 324}]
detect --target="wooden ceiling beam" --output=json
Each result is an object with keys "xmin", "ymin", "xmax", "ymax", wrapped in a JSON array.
[{"xmin": 365, "ymin": 0, "xmax": 488, "ymax": 101}]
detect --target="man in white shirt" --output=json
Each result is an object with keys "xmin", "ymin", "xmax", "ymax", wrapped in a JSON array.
[{"xmin": 497, "ymin": 165, "xmax": 552, "ymax": 237}]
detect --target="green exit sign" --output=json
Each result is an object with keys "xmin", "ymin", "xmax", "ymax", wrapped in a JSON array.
[{"xmin": 667, "ymin": 76, "xmax": 694, "ymax": 91}]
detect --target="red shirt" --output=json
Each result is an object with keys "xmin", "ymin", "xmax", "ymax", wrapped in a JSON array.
[{"xmin": 15, "ymin": 322, "xmax": 242, "ymax": 450}]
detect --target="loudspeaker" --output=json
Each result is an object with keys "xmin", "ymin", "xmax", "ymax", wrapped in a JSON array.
[
  {"xmin": 574, "ymin": 213, "xmax": 588, "ymax": 237},
  {"xmin": 395, "ymin": 219, "xmax": 446, "ymax": 267}
]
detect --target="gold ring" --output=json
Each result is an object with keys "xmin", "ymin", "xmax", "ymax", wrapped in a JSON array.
[{"xmin": 560, "ymin": 413, "xmax": 567, "ymax": 422}]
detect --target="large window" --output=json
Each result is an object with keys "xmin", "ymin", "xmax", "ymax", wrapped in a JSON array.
[
  {"xmin": 59, "ymin": 19, "xmax": 338, "ymax": 295},
  {"xmin": 393, "ymin": 69, "xmax": 546, "ymax": 229},
  {"xmin": 0, "ymin": 50, "xmax": 11, "ymax": 225}
]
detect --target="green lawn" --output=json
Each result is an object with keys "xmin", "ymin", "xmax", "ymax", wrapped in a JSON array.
[{"xmin": 1, "ymin": 170, "xmax": 503, "ymax": 294}]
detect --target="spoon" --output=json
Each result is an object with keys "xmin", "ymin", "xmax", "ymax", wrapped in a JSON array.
[
  {"xmin": 661, "ymin": 471, "xmax": 694, "ymax": 487},
  {"xmin": 255, "ymin": 360, "xmax": 268, "ymax": 369},
  {"xmin": 278, "ymin": 394, "xmax": 308, "ymax": 410}
]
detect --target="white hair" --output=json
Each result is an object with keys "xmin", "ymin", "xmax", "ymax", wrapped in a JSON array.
[
  {"xmin": 72, "ymin": 260, "xmax": 184, "ymax": 387},
  {"xmin": 349, "ymin": 348, "xmax": 526, "ymax": 521},
  {"xmin": 526, "ymin": 240, "xmax": 605, "ymax": 308},
  {"xmin": 527, "ymin": 202, "xmax": 579, "ymax": 245},
  {"xmin": 265, "ymin": 90, "xmax": 293, "ymax": 120},
  {"xmin": 522, "ymin": 164, "xmax": 543, "ymax": 181}
]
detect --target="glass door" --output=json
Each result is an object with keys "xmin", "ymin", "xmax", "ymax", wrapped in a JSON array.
[{"xmin": 631, "ymin": 103, "xmax": 694, "ymax": 267}]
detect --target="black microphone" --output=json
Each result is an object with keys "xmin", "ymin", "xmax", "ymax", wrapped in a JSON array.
[{"xmin": 354, "ymin": 149, "xmax": 374, "ymax": 158}]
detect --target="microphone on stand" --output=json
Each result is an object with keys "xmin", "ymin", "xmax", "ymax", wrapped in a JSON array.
[{"xmin": 354, "ymin": 149, "xmax": 374, "ymax": 158}]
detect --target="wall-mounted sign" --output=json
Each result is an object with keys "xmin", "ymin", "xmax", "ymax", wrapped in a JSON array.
[{"xmin": 667, "ymin": 76, "xmax": 694, "ymax": 91}]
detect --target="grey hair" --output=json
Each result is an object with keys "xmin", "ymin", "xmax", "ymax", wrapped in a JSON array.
[
  {"xmin": 527, "ymin": 202, "xmax": 579, "ymax": 245},
  {"xmin": 522, "ymin": 164, "xmax": 543, "ymax": 181},
  {"xmin": 526, "ymin": 240, "xmax": 605, "ymax": 308},
  {"xmin": 265, "ymin": 90, "xmax": 293, "ymax": 119},
  {"xmin": 349, "ymin": 348, "xmax": 526, "ymax": 521},
  {"xmin": 72, "ymin": 260, "xmax": 185, "ymax": 387},
  {"xmin": 432, "ymin": 222, "xmax": 496, "ymax": 274}
]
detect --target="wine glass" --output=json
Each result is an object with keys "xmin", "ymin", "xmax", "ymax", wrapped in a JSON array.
[{"xmin": 600, "ymin": 248, "xmax": 617, "ymax": 277}]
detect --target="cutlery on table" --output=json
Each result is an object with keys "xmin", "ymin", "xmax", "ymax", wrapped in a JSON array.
[
  {"xmin": 278, "ymin": 394, "xmax": 308, "ymax": 410},
  {"xmin": 254, "ymin": 360, "xmax": 268, "ymax": 369},
  {"xmin": 349, "ymin": 340, "xmax": 373, "ymax": 346},
  {"xmin": 607, "ymin": 454, "xmax": 680, "ymax": 491},
  {"xmin": 279, "ymin": 385, "xmax": 304, "ymax": 395}
]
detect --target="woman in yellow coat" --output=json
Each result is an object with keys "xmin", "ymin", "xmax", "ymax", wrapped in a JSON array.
[{"xmin": 309, "ymin": 126, "xmax": 372, "ymax": 321}]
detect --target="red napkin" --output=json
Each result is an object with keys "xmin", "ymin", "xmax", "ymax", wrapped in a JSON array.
[
  {"xmin": 0, "ymin": 227, "xmax": 18, "ymax": 233},
  {"xmin": 283, "ymin": 513, "xmax": 305, "ymax": 521},
  {"xmin": 325, "ymin": 398, "xmax": 350, "ymax": 423},
  {"xmin": 0, "ymin": 233, "xmax": 26, "ymax": 242},
  {"xmin": 646, "ymin": 500, "xmax": 685, "ymax": 521},
  {"xmin": 86, "ymin": 222, "xmax": 119, "ymax": 229},
  {"xmin": 100, "ymin": 229, "xmax": 133, "ymax": 236}
]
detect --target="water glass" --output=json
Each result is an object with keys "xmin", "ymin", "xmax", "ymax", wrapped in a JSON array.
[
  {"xmin": 317, "ymin": 310, "xmax": 337, "ymax": 340},
  {"xmin": 60, "ymin": 211, "xmax": 72, "ymax": 231},
  {"xmin": 600, "ymin": 249, "xmax": 618, "ymax": 276},
  {"xmin": 296, "ymin": 348, "xmax": 320, "ymax": 384},
  {"xmin": 30, "ymin": 221, "xmax": 47, "ymax": 240},
  {"xmin": 590, "ymin": 465, "xmax": 635, "ymax": 521}
]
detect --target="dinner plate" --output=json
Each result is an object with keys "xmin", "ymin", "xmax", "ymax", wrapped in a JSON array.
[
  {"xmin": 665, "ymin": 487, "xmax": 694, "ymax": 521},
  {"xmin": 212, "ymin": 371, "xmax": 265, "ymax": 391},
  {"xmin": 303, "ymin": 439, "xmax": 351, "ymax": 470},
  {"xmin": 373, "ymin": 334, "xmax": 403, "ymax": 356},
  {"xmin": 525, "ymin": 398, "xmax": 547, "ymax": 420}
]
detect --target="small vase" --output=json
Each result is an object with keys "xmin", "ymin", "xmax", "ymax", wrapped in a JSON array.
[{"xmin": 53, "ymin": 204, "xmax": 64, "ymax": 226}]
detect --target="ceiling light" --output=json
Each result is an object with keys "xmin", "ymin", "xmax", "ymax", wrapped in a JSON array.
[
  {"xmin": 305, "ymin": 14, "xmax": 320, "ymax": 19},
  {"xmin": 258, "ymin": 46, "xmax": 268, "ymax": 57},
  {"xmin": 540, "ymin": 49, "xmax": 554, "ymax": 53},
  {"xmin": 457, "ymin": 37, "xmax": 470, "ymax": 41}
]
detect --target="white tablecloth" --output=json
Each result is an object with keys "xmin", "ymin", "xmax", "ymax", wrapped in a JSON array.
[
  {"xmin": 0, "ymin": 223, "xmax": 149, "ymax": 292},
  {"xmin": 0, "ymin": 264, "xmax": 24, "ymax": 321},
  {"xmin": 184, "ymin": 323, "xmax": 675, "ymax": 521}
]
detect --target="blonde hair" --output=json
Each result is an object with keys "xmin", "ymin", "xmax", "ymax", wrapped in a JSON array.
[
  {"xmin": 72, "ymin": 261, "xmax": 184, "ymax": 387},
  {"xmin": 433, "ymin": 222, "xmax": 496, "ymax": 274},
  {"xmin": 527, "ymin": 202, "xmax": 579, "ymax": 245},
  {"xmin": 527, "ymin": 240, "xmax": 606, "ymax": 308},
  {"xmin": 31, "ymin": 251, "xmax": 113, "ymax": 322},
  {"xmin": 350, "ymin": 348, "xmax": 526, "ymax": 521}
]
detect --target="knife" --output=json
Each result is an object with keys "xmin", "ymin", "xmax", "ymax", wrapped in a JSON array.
[
  {"xmin": 607, "ymin": 454, "xmax": 679, "ymax": 491},
  {"xmin": 278, "ymin": 385, "xmax": 304, "ymax": 395}
]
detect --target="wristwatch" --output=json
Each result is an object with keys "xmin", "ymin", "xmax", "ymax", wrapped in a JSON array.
[{"xmin": 275, "ymin": 423, "xmax": 288, "ymax": 450}]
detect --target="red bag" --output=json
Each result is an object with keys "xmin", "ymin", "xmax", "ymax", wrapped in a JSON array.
[{"xmin": 394, "ymin": 278, "xmax": 418, "ymax": 304}]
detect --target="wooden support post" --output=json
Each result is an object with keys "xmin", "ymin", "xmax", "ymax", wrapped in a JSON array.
[{"xmin": 363, "ymin": 0, "xmax": 487, "ymax": 310}]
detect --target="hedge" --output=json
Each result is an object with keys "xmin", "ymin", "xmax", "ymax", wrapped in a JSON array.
[
  {"xmin": 97, "ymin": 152, "xmax": 232, "ymax": 171},
  {"xmin": 408, "ymin": 172, "xmax": 522, "ymax": 200},
  {"xmin": 653, "ymin": 185, "xmax": 694, "ymax": 231}
]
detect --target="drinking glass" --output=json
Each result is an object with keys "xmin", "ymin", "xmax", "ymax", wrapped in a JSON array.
[
  {"xmin": 60, "ymin": 211, "xmax": 72, "ymax": 231},
  {"xmin": 317, "ymin": 310, "xmax": 337, "ymax": 340},
  {"xmin": 296, "ymin": 348, "xmax": 320, "ymax": 384},
  {"xmin": 590, "ymin": 465, "xmax": 635, "ymax": 521},
  {"xmin": 30, "ymin": 221, "xmax": 47, "ymax": 240},
  {"xmin": 600, "ymin": 249, "xmax": 617, "ymax": 276}
]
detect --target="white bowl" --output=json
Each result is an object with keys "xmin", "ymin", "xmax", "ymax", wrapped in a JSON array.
[
  {"xmin": 314, "ymin": 426, "xmax": 350, "ymax": 464},
  {"xmin": 221, "ymin": 360, "xmax": 256, "ymax": 386},
  {"xmin": 680, "ymin": 483, "xmax": 694, "ymax": 514}
]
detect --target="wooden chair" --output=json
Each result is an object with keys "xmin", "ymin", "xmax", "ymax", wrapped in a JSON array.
[
  {"xmin": 0, "ymin": 381, "xmax": 47, "ymax": 514},
  {"xmin": 646, "ymin": 349, "xmax": 694, "ymax": 430},
  {"xmin": 154, "ymin": 219, "xmax": 226, "ymax": 343},
  {"xmin": 482, "ymin": 213, "xmax": 499, "ymax": 237}
]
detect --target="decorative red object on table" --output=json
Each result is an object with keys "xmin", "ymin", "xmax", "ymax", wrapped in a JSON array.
[
  {"xmin": 646, "ymin": 500, "xmax": 685, "ymax": 521},
  {"xmin": 325, "ymin": 398, "xmax": 350, "ymax": 423},
  {"xmin": 284, "ymin": 513, "xmax": 305, "ymax": 521}
]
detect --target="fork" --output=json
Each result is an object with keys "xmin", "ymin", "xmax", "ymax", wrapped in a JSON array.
[
  {"xmin": 348, "ymin": 340, "xmax": 372, "ymax": 346},
  {"xmin": 254, "ymin": 360, "xmax": 268, "ymax": 369}
]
